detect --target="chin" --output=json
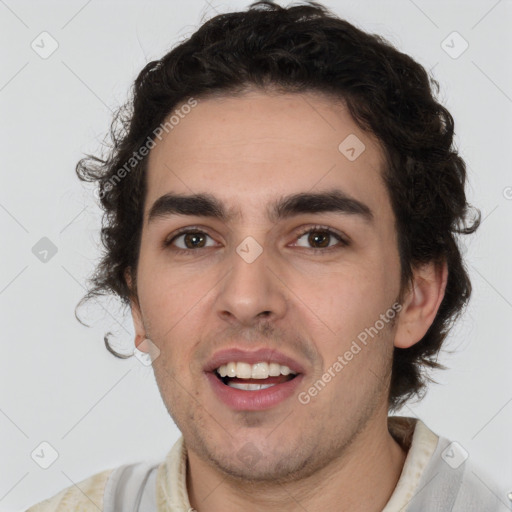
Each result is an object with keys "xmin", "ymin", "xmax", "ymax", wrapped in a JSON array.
[
  {"xmin": 212, "ymin": 454, "xmax": 309, "ymax": 483},
  {"xmin": 202, "ymin": 436, "xmax": 324, "ymax": 484}
]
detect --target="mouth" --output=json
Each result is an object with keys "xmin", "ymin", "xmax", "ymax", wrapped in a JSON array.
[
  {"xmin": 215, "ymin": 361, "xmax": 298, "ymax": 390},
  {"xmin": 204, "ymin": 349, "xmax": 304, "ymax": 411}
]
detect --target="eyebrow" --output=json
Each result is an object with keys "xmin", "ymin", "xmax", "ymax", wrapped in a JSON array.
[{"xmin": 147, "ymin": 189, "xmax": 374, "ymax": 225}]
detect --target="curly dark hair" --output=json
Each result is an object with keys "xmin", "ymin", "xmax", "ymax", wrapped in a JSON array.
[{"xmin": 76, "ymin": 0, "xmax": 480, "ymax": 411}]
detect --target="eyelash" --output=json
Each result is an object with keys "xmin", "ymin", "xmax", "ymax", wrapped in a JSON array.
[{"xmin": 164, "ymin": 224, "xmax": 349, "ymax": 256}]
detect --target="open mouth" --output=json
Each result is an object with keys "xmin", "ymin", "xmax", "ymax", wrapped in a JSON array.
[
  {"xmin": 205, "ymin": 352, "xmax": 304, "ymax": 410},
  {"xmin": 214, "ymin": 361, "xmax": 298, "ymax": 391},
  {"xmin": 216, "ymin": 373, "xmax": 298, "ymax": 390}
]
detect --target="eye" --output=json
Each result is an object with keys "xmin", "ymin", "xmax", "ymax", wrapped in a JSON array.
[
  {"xmin": 163, "ymin": 225, "xmax": 349, "ymax": 255},
  {"xmin": 164, "ymin": 228, "xmax": 217, "ymax": 252},
  {"xmin": 292, "ymin": 225, "xmax": 348, "ymax": 251}
]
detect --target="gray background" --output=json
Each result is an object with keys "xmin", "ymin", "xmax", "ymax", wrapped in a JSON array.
[{"xmin": 1, "ymin": 0, "xmax": 511, "ymax": 510}]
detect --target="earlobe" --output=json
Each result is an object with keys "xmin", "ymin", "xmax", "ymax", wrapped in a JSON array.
[
  {"xmin": 124, "ymin": 267, "xmax": 148, "ymax": 352},
  {"xmin": 394, "ymin": 260, "xmax": 448, "ymax": 349},
  {"xmin": 131, "ymin": 306, "xmax": 147, "ymax": 351},
  {"xmin": 131, "ymin": 306, "xmax": 148, "ymax": 352}
]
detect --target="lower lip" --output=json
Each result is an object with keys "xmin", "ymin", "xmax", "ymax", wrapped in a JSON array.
[{"xmin": 206, "ymin": 372, "xmax": 303, "ymax": 411}]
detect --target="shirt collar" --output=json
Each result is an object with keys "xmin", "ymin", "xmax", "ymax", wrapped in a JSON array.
[{"xmin": 382, "ymin": 416, "xmax": 439, "ymax": 511}]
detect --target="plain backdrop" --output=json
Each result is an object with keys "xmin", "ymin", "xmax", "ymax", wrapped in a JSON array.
[{"xmin": 1, "ymin": 0, "xmax": 511, "ymax": 510}]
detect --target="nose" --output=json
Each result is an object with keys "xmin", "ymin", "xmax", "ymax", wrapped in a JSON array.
[{"xmin": 215, "ymin": 240, "xmax": 288, "ymax": 327}]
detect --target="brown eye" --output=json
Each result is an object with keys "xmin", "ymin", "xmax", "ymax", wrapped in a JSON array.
[
  {"xmin": 166, "ymin": 230, "xmax": 216, "ymax": 251},
  {"xmin": 294, "ymin": 227, "xmax": 346, "ymax": 250},
  {"xmin": 307, "ymin": 230, "xmax": 331, "ymax": 248},
  {"xmin": 182, "ymin": 232, "xmax": 207, "ymax": 249}
]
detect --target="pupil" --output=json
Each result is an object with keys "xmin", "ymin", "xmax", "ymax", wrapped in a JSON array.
[
  {"xmin": 309, "ymin": 231, "xmax": 329, "ymax": 248},
  {"xmin": 185, "ymin": 233, "xmax": 205, "ymax": 249}
]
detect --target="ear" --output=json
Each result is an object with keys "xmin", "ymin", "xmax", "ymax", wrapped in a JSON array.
[
  {"xmin": 124, "ymin": 268, "xmax": 147, "ymax": 352},
  {"xmin": 394, "ymin": 259, "xmax": 448, "ymax": 349}
]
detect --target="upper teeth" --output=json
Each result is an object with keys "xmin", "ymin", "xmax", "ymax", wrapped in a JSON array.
[{"xmin": 216, "ymin": 361, "xmax": 297, "ymax": 379}]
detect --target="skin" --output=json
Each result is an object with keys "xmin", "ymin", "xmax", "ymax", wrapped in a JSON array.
[{"xmin": 126, "ymin": 89, "xmax": 448, "ymax": 511}]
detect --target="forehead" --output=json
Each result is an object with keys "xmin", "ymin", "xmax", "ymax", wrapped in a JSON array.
[{"xmin": 144, "ymin": 90, "xmax": 391, "ymax": 224}]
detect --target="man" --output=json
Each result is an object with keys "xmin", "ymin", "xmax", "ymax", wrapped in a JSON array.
[{"xmin": 27, "ymin": 1, "xmax": 510, "ymax": 511}]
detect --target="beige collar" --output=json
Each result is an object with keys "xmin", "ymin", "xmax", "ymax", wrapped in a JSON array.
[{"xmin": 383, "ymin": 416, "xmax": 439, "ymax": 511}]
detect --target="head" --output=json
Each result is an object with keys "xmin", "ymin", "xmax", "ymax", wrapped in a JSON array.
[{"xmin": 76, "ymin": 1, "xmax": 479, "ymax": 482}]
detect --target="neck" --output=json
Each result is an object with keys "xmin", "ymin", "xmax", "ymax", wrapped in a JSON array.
[{"xmin": 185, "ymin": 411, "xmax": 408, "ymax": 512}]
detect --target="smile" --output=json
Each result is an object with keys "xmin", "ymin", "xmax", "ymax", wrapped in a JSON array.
[
  {"xmin": 204, "ymin": 348, "xmax": 305, "ymax": 410},
  {"xmin": 216, "ymin": 360, "xmax": 297, "ymax": 388}
]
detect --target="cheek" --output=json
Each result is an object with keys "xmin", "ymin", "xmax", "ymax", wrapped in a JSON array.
[
  {"xmin": 137, "ymin": 255, "xmax": 216, "ymax": 334},
  {"xmin": 290, "ymin": 262, "xmax": 391, "ymax": 337},
  {"xmin": 288, "ymin": 253, "xmax": 398, "ymax": 384}
]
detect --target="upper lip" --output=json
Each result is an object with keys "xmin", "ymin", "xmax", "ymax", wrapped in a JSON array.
[{"xmin": 204, "ymin": 348, "xmax": 305, "ymax": 375}]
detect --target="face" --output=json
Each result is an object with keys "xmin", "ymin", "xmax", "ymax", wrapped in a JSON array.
[{"xmin": 130, "ymin": 90, "xmax": 405, "ymax": 482}]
